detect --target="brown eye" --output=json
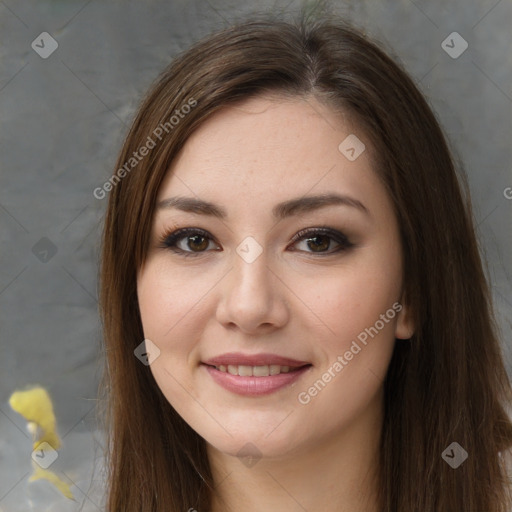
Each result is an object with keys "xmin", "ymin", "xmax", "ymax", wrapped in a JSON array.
[
  {"xmin": 159, "ymin": 226, "xmax": 353, "ymax": 258},
  {"xmin": 303, "ymin": 234, "xmax": 332, "ymax": 252},
  {"xmin": 186, "ymin": 234, "xmax": 209, "ymax": 252},
  {"xmin": 289, "ymin": 227, "xmax": 354, "ymax": 255},
  {"xmin": 159, "ymin": 228, "xmax": 219, "ymax": 257}
]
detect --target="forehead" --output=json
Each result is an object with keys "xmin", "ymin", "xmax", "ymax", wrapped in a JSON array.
[{"xmin": 156, "ymin": 94, "xmax": 383, "ymax": 217}]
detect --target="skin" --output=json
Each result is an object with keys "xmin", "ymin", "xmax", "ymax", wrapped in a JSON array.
[{"xmin": 137, "ymin": 94, "xmax": 415, "ymax": 512}]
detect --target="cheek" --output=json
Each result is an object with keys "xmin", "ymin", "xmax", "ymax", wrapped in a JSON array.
[
  {"xmin": 299, "ymin": 254, "xmax": 402, "ymax": 405},
  {"xmin": 137, "ymin": 261, "xmax": 220, "ymax": 403},
  {"xmin": 295, "ymin": 272, "xmax": 399, "ymax": 422},
  {"xmin": 137, "ymin": 265, "xmax": 202, "ymax": 404},
  {"xmin": 308, "ymin": 263, "xmax": 401, "ymax": 344},
  {"xmin": 137, "ymin": 261, "xmax": 212, "ymax": 343}
]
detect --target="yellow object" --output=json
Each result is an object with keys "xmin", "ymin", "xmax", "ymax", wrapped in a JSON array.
[
  {"xmin": 29, "ymin": 464, "xmax": 75, "ymax": 500},
  {"xmin": 9, "ymin": 386, "xmax": 61, "ymax": 451},
  {"xmin": 8, "ymin": 386, "xmax": 75, "ymax": 500}
]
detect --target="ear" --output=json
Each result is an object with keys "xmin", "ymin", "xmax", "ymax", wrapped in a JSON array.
[{"xmin": 394, "ymin": 293, "xmax": 415, "ymax": 340}]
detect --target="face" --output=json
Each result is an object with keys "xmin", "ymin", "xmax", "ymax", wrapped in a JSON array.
[{"xmin": 137, "ymin": 94, "xmax": 414, "ymax": 460}]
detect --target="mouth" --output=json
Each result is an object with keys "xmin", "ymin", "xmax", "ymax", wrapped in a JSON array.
[
  {"xmin": 200, "ymin": 354, "xmax": 313, "ymax": 396},
  {"xmin": 200, "ymin": 353, "xmax": 312, "ymax": 395},
  {"xmin": 203, "ymin": 363, "xmax": 311, "ymax": 377}
]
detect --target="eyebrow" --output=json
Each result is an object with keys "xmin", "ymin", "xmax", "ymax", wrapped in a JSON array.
[{"xmin": 156, "ymin": 193, "xmax": 369, "ymax": 220}]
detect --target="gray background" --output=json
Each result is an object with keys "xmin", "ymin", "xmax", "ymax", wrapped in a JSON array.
[{"xmin": 1, "ymin": 0, "xmax": 511, "ymax": 510}]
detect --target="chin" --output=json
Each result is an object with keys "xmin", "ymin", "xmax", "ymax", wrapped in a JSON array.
[{"xmin": 199, "ymin": 419, "xmax": 308, "ymax": 462}]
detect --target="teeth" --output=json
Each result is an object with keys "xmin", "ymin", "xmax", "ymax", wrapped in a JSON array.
[
  {"xmin": 227, "ymin": 365, "xmax": 239, "ymax": 375},
  {"xmin": 238, "ymin": 365, "xmax": 253, "ymax": 377},
  {"xmin": 269, "ymin": 364, "xmax": 281, "ymax": 375},
  {"xmin": 253, "ymin": 365, "xmax": 269, "ymax": 377},
  {"xmin": 216, "ymin": 364, "xmax": 295, "ymax": 376}
]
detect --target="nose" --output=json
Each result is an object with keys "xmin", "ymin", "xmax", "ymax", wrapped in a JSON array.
[{"xmin": 215, "ymin": 245, "xmax": 290, "ymax": 335}]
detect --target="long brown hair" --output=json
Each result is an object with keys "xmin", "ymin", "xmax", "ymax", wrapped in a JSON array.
[{"xmin": 97, "ymin": 8, "xmax": 512, "ymax": 511}]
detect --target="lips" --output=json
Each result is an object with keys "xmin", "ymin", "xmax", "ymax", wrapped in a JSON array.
[
  {"xmin": 201, "ymin": 352, "xmax": 312, "ymax": 396},
  {"xmin": 202, "ymin": 352, "xmax": 311, "ymax": 368},
  {"xmin": 202, "ymin": 363, "xmax": 312, "ymax": 396}
]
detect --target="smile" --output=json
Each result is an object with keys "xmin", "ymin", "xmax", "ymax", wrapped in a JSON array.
[
  {"xmin": 201, "ymin": 363, "xmax": 312, "ymax": 396},
  {"xmin": 211, "ymin": 364, "xmax": 299, "ymax": 376}
]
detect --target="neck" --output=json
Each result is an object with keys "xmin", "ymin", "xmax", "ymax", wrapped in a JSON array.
[{"xmin": 207, "ymin": 392, "xmax": 383, "ymax": 512}]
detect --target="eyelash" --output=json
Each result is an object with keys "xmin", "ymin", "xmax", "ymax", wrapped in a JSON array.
[{"xmin": 157, "ymin": 226, "xmax": 354, "ymax": 258}]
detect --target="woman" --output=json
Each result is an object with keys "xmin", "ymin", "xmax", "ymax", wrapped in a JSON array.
[{"xmin": 98, "ymin": 10, "xmax": 512, "ymax": 511}]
